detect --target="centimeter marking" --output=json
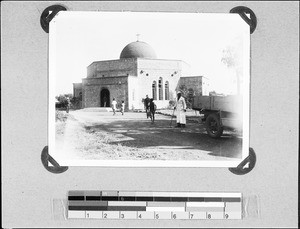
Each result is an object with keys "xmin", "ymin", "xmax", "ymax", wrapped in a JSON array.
[
  {"xmin": 68, "ymin": 191, "xmax": 242, "ymax": 220},
  {"xmin": 69, "ymin": 210, "xmax": 241, "ymax": 220}
]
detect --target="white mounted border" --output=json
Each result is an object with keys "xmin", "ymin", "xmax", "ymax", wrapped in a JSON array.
[{"xmin": 49, "ymin": 11, "xmax": 250, "ymax": 167}]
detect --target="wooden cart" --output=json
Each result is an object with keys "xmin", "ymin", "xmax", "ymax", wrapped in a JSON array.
[{"xmin": 192, "ymin": 95, "xmax": 243, "ymax": 138}]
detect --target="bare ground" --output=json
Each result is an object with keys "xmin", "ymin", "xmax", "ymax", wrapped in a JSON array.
[{"xmin": 54, "ymin": 109, "xmax": 242, "ymax": 161}]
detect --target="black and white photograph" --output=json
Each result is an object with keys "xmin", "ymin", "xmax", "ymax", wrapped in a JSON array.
[
  {"xmin": 3, "ymin": 2, "xmax": 299, "ymax": 228},
  {"xmin": 49, "ymin": 11, "xmax": 250, "ymax": 166}
]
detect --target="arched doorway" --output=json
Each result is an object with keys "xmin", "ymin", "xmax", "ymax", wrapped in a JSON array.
[{"xmin": 100, "ymin": 88, "xmax": 110, "ymax": 107}]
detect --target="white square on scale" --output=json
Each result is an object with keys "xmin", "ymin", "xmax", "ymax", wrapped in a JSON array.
[
  {"xmin": 68, "ymin": 210, "xmax": 85, "ymax": 219},
  {"xmin": 171, "ymin": 211, "xmax": 190, "ymax": 219},
  {"xmin": 120, "ymin": 211, "xmax": 137, "ymax": 219},
  {"xmin": 85, "ymin": 211, "xmax": 103, "ymax": 219},
  {"xmin": 189, "ymin": 211, "xmax": 206, "ymax": 219},
  {"xmin": 102, "ymin": 211, "xmax": 119, "ymax": 219},
  {"xmin": 137, "ymin": 211, "xmax": 155, "ymax": 219}
]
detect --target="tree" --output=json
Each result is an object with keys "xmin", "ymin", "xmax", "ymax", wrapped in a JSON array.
[
  {"xmin": 70, "ymin": 96, "xmax": 81, "ymax": 108},
  {"xmin": 178, "ymin": 84, "xmax": 188, "ymax": 97},
  {"xmin": 55, "ymin": 94, "xmax": 72, "ymax": 108},
  {"xmin": 221, "ymin": 41, "xmax": 243, "ymax": 95},
  {"xmin": 177, "ymin": 84, "xmax": 193, "ymax": 109}
]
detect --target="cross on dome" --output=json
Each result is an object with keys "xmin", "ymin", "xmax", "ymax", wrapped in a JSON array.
[{"xmin": 136, "ymin": 34, "xmax": 140, "ymax": 42}]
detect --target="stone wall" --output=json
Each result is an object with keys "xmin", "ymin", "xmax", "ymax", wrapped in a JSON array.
[
  {"xmin": 87, "ymin": 58, "xmax": 137, "ymax": 78},
  {"xmin": 81, "ymin": 58, "xmax": 206, "ymax": 110},
  {"xmin": 202, "ymin": 77, "xmax": 210, "ymax": 96},
  {"xmin": 82, "ymin": 76, "xmax": 129, "ymax": 109},
  {"xmin": 176, "ymin": 76, "xmax": 204, "ymax": 96},
  {"xmin": 73, "ymin": 83, "xmax": 82, "ymax": 98}
]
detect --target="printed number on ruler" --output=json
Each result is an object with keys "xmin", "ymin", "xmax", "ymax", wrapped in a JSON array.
[{"xmin": 67, "ymin": 191, "xmax": 242, "ymax": 220}]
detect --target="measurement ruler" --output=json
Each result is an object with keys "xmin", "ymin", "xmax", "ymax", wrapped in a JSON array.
[{"xmin": 68, "ymin": 191, "xmax": 242, "ymax": 220}]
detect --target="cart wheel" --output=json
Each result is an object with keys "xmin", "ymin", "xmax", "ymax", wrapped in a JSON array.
[{"xmin": 206, "ymin": 113, "xmax": 223, "ymax": 138}]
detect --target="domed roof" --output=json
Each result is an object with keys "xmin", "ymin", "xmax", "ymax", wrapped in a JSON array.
[{"xmin": 120, "ymin": 41, "xmax": 157, "ymax": 59}]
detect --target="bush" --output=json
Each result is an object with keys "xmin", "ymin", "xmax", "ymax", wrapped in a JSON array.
[
  {"xmin": 168, "ymin": 100, "xmax": 176, "ymax": 109},
  {"xmin": 55, "ymin": 110, "xmax": 68, "ymax": 122},
  {"xmin": 56, "ymin": 94, "xmax": 72, "ymax": 108},
  {"xmin": 70, "ymin": 96, "xmax": 81, "ymax": 109}
]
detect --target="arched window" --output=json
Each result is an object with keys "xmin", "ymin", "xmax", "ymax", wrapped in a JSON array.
[
  {"xmin": 165, "ymin": 81, "xmax": 169, "ymax": 100},
  {"xmin": 158, "ymin": 77, "xmax": 163, "ymax": 100},
  {"xmin": 152, "ymin": 81, "xmax": 157, "ymax": 100}
]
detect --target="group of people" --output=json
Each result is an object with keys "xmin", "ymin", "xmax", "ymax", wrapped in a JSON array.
[
  {"xmin": 144, "ymin": 95, "xmax": 157, "ymax": 123},
  {"xmin": 111, "ymin": 98, "xmax": 125, "ymax": 115},
  {"xmin": 143, "ymin": 92, "xmax": 187, "ymax": 127},
  {"xmin": 66, "ymin": 92, "xmax": 186, "ymax": 126}
]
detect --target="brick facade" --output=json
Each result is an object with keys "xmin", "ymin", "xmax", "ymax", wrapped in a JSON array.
[
  {"xmin": 87, "ymin": 59, "xmax": 137, "ymax": 78},
  {"xmin": 82, "ymin": 76, "xmax": 129, "ymax": 109},
  {"xmin": 73, "ymin": 83, "xmax": 83, "ymax": 108},
  {"xmin": 176, "ymin": 76, "xmax": 210, "ymax": 97}
]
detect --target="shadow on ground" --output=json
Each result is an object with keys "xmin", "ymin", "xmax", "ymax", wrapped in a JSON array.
[{"xmin": 85, "ymin": 118, "xmax": 242, "ymax": 159}]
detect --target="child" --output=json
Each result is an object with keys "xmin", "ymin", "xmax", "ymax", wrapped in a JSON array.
[
  {"xmin": 149, "ymin": 98, "xmax": 156, "ymax": 123},
  {"xmin": 121, "ymin": 101, "xmax": 125, "ymax": 115},
  {"xmin": 111, "ymin": 98, "xmax": 117, "ymax": 115}
]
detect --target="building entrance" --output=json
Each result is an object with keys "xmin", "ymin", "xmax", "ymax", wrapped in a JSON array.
[{"xmin": 100, "ymin": 89, "xmax": 110, "ymax": 107}]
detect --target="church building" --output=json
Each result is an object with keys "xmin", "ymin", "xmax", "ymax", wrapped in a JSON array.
[{"xmin": 73, "ymin": 40, "xmax": 209, "ymax": 110}]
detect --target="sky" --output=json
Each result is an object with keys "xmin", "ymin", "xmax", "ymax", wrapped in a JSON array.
[{"xmin": 50, "ymin": 11, "xmax": 249, "ymax": 96}]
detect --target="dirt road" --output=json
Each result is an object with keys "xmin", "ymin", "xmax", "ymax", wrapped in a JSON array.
[{"xmin": 54, "ymin": 109, "xmax": 242, "ymax": 162}]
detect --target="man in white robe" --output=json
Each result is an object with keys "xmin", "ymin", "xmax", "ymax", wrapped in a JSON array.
[{"xmin": 174, "ymin": 92, "xmax": 187, "ymax": 128}]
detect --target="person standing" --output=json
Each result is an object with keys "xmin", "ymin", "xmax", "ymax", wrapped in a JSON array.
[
  {"xmin": 112, "ymin": 98, "xmax": 117, "ymax": 115},
  {"xmin": 174, "ymin": 92, "xmax": 187, "ymax": 127},
  {"xmin": 149, "ymin": 98, "xmax": 156, "ymax": 124},
  {"xmin": 144, "ymin": 95, "xmax": 150, "ymax": 118},
  {"xmin": 66, "ymin": 97, "xmax": 70, "ymax": 113},
  {"xmin": 103, "ymin": 95, "xmax": 107, "ymax": 107},
  {"xmin": 121, "ymin": 100, "xmax": 125, "ymax": 115}
]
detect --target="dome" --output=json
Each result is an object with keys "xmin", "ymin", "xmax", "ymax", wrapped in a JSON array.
[{"xmin": 120, "ymin": 41, "xmax": 157, "ymax": 59}]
